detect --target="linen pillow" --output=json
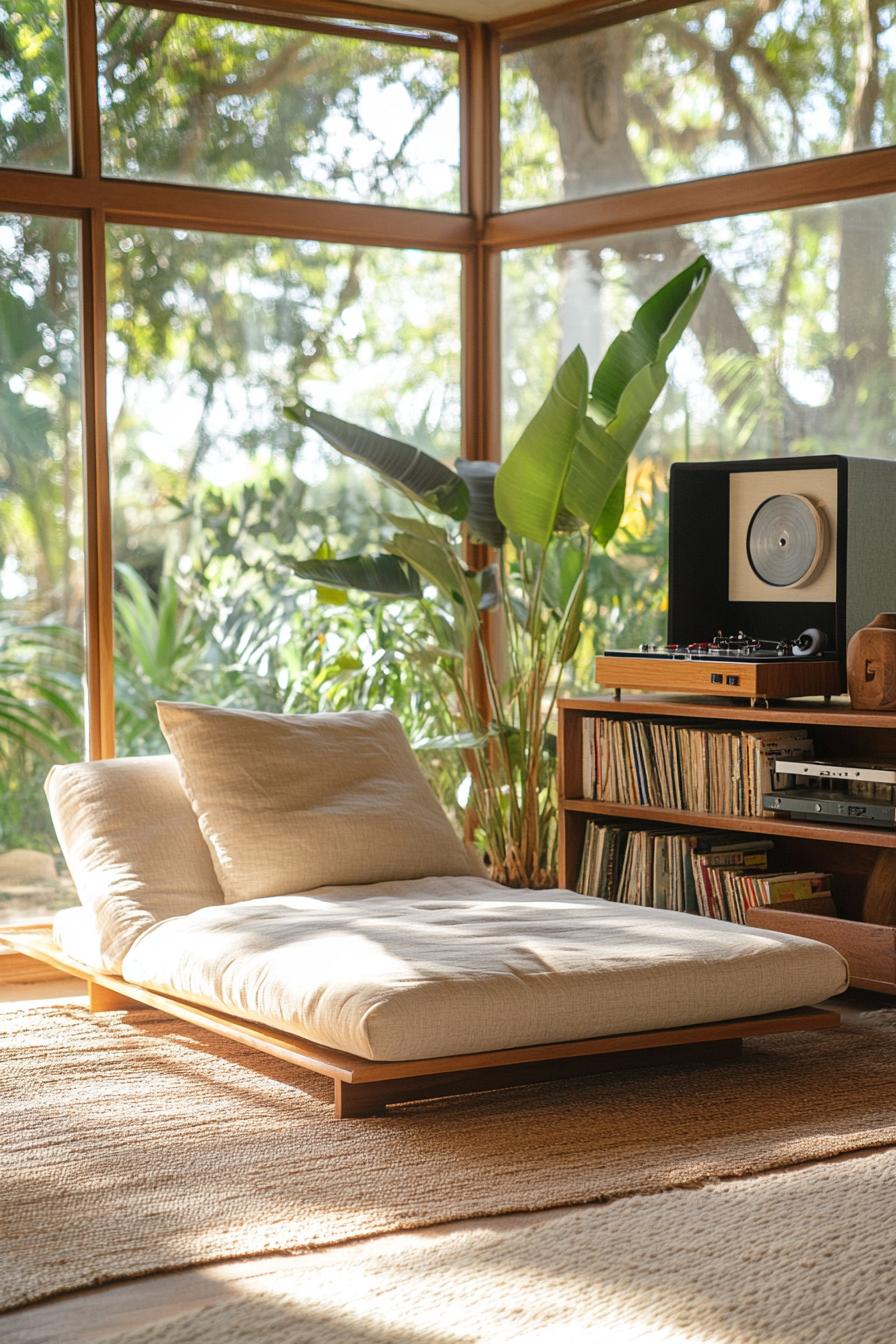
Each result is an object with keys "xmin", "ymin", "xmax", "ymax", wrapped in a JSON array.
[
  {"xmin": 156, "ymin": 702, "xmax": 472, "ymax": 901},
  {"xmin": 45, "ymin": 755, "xmax": 225, "ymax": 969}
]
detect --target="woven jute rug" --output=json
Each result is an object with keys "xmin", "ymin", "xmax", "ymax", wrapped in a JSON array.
[
  {"xmin": 90, "ymin": 1148, "xmax": 896, "ymax": 1344},
  {"xmin": 2, "ymin": 1004, "xmax": 895, "ymax": 1311}
]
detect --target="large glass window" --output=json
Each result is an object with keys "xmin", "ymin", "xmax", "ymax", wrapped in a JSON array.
[
  {"xmin": 0, "ymin": 213, "xmax": 83, "ymax": 921},
  {"xmin": 503, "ymin": 192, "xmax": 896, "ymax": 657},
  {"xmin": 4, "ymin": 0, "xmax": 896, "ymax": 914},
  {"xmin": 106, "ymin": 225, "xmax": 462, "ymax": 752},
  {"xmin": 501, "ymin": 0, "xmax": 896, "ymax": 208},
  {"xmin": 97, "ymin": 4, "xmax": 461, "ymax": 209},
  {"xmin": 0, "ymin": 0, "xmax": 70, "ymax": 172}
]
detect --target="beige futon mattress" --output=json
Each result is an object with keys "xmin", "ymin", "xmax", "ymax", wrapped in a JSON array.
[{"xmin": 116, "ymin": 876, "xmax": 848, "ymax": 1061}]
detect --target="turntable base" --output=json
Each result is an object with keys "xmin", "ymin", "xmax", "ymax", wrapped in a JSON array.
[{"xmin": 595, "ymin": 653, "xmax": 844, "ymax": 702}]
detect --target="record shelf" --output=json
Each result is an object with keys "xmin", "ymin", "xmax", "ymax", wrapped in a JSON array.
[{"xmin": 557, "ymin": 695, "xmax": 896, "ymax": 994}]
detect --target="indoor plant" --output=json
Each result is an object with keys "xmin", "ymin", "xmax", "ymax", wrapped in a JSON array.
[{"xmin": 282, "ymin": 254, "xmax": 712, "ymax": 887}]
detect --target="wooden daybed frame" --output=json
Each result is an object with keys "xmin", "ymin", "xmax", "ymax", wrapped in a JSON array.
[{"xmin": 2, "ymin": 926, "xmax": 840, "ymax": 1118}]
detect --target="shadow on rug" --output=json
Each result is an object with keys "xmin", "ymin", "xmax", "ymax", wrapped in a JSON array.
[{"xmin": 2, "ymin": 1003, "xmax": 895, "ymax": 1311}]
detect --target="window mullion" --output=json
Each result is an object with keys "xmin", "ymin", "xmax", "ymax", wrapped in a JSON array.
[
  {"xmin": 66, "ymin": 0, "xmax": 102, "ymax": 181},
  {"xmin": 79, "ymin": 208, "xmax": 115, "ymax": 760}
]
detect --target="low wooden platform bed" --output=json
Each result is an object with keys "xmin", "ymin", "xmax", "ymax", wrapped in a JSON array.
[{"xmin": 6, "ymin": 702, "xmax": 848, "ymax": 1119}]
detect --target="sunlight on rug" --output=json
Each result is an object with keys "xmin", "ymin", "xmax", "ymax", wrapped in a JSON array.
[
  {"xmin": 93, "ymin": 1148, "xmax": 896, "ymax": 1344},
  {"xmin": 2, "ymin": 1004, "xmax": 895, "ymax": 1311}
]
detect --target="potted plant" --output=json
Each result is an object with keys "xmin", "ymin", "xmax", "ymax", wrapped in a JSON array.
[{"xmin": 282, "ymin": 255, "xmax": 711, "ymax": 887}]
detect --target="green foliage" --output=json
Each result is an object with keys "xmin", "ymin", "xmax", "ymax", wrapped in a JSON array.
[
  {"xmin": 95, "ymin": 3, "xmax": 459, "ymax": 208},
  {"xmin": 285, "ymin": 401, "xmax": 469, "ymax": 521},
  {"xmin": 283, "ymin": 552, "xmax": 424, "ymax": 599},
  {"xmin": 494, "ymin": 347, "xmax": 589, "ymax": 546},
  {"xmin": 495, "ymin": 258, "xmax": 711, "ymax": 547},
  {"xmin": 502, "ymin": 2, "xmax": 896, "ymax": 206},
  {"xmin": 284, "ymin": 257, "xmax": 710, "ymax": 885},
  {"xmin": 0, "ymin": 213, "xmax": 82, "ymax": 866},
  {"xmin": 0, "ymin": 1, "xmax": 69, "ymax": 171},
  {"xmin": 589, "ymin": 257, "xmax": 714, "ymax": 424},
  {"xmin": 0, "ymin": 619, "xmax": 82, "ymax": 855},
  {"xmin": 0, "ymin": 622, "xmax": 81, "ymax": 762},
  {"xmin": 454, "ymin": 461, "xmax": 505, "ymax": 548},
  {"xmin": 108, "ymin": 483, "xmax": 468, "ymax": 824}
]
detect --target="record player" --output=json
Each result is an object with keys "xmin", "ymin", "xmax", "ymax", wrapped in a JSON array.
[{"xmin": 596, "ymin": 456, "xmax": 896, "ymax": 703}]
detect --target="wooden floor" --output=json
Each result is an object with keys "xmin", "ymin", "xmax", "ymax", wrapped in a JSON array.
[{"xmin": 1, "ymin": 977, "xmax": 891, "ymax": 1344}]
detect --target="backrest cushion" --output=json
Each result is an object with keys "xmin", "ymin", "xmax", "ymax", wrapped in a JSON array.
[
  {"xmin": 156, "ymin": 701, "xmax": 472, "ymax": 902},
  {"xmin": 45, "ymin": 755, "xmax": 224, "ymax": 968}
]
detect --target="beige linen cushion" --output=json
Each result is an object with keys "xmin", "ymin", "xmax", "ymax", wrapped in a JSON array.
[
  {"xmin": 121, "ymin": 878, "xmax": 849, "ymax": 1061},
  {"xmin": 156, "ymin": 702, "xmax": 471, "ymax": 902},
  {"xmin": 53, "ymin": 904, "xmax": 106, "ymax": 970},
  {"xmin": 45, "ymin": 755, "xmax": 224, "ymax": 969}
]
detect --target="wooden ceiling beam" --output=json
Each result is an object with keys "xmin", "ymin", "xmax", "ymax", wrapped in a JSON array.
[
  {"xmin": 492, "ymin": 0, "xmax": 677, "ymax": 50},
  {"xmin": 113, "ymin": 0, "xmax": 469, "ymax": 41}
]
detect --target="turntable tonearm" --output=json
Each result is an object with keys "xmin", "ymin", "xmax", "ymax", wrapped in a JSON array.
[{"xmin": 595, "ymin": 456, "xmax": 896, "ymax": 703}]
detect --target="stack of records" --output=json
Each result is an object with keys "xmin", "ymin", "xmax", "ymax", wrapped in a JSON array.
[
  {"xmin": 581, "ymin": 716, "xmax": 812, "ymax": 817},
  {"xmin": 577, "ymin": 822, "xmax": 833, "ymax": 923}
]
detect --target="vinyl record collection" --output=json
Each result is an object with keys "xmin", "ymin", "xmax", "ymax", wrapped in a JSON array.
[
  {"xmin": 576, "ymin": 822, "xmax": 833, "ymax": 924},
  {"xmin": 581, "ymin": 716, "xmax": 813, "ymax": 817}
]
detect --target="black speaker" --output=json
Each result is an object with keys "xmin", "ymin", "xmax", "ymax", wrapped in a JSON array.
[{"xmin": 667, "ymin": 455, "xmax": 896, "ymax": 660}]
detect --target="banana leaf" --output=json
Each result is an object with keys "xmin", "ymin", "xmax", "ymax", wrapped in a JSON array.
[
  {"xmin": 382, "ymin": 513, "xmax": 447, "ymax": 543},
  {"xmin": 282, "ymin": 552, "xmax": 422, "ymax": 599},
  {"xmin": 562, "ymin": 418, "xmax": 629, "ymax": 537},
  {"xmin": 494, "ymin": 346, "xmax": 589, "ymax": 546},
  {"xmin": 562, "ymin": 256, "xmax": 711, "ymax": 542},
  {"xmin": 593, "ymin": 467, "xmax": 628, "ymax": 546},
  {"xmin": 590, "ymin": 254, "xmax": 712, "ymax": 423},
  {"xmin": 557, "ymin": 575, "xmax": 587, "ymax": 663},
  {"xmin": 307, "ymin": 541, "xmax": 348, "ymax": 604},
  {"xmin": 385, "ymin": 532, "xmax": 469, "ymax": 608},
  {"xmin": 285, "ymin": 399, "xmax": 468, "ymax": 520},
  {"xmin": 544, "ymin": 542, "xmax": 586, "ymax": 612},
  {"xmin": 454, "ymin": 460, "xmax": 505, "ymax": 547}
]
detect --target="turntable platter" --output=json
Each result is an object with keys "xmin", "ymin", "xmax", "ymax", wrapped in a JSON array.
[{"xmin": 747, "ymin": 494, "xmax": 827, "ymax": 588}]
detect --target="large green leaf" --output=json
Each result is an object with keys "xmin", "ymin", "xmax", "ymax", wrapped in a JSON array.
[
  {"xmin": 494, "ymin": 346, "xmax": 589, "ymax": 545},
  {"xmin": 308, "ymin": 541, "xmax": 348, "ymax": 604},
  {"xmin": 282, "ymin": 552, "xmax": 422, "ymax": 599},
  {"xmin": 590, "ymin": 255, "xmax": 712, "ymax": 424},
  {"xmin": 382, "ymin": 513, "xmax": 446, "ymax": 543},
  {"xmin": 285, "ymin": 399, "xmax": 468, "ymax": 520},
  {"xmin": 454, "ymin": 460, "xmax": 505, "ymax": 547},
  {"xmin": 561, "ymin": 256, "xmax": 711, "ymax": 541},
  {"xmin": 593, "ymin": 467, "xmax": 628, "ymax": 547},
  {"xmin": 562, "ymin": 417, "xmax": 630, "ymax": 535},
  {"xmin": 385, "ymin": 532, "xmax": 468, "ymax": 608},
  {"xmin": 557, "ymin": 572, "xmax": 587, "ymax": 663}
]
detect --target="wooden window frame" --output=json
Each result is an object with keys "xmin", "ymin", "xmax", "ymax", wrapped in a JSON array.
[{"xmin": 1, "ymin": 0, "xmax": 895, "ymax": 759}]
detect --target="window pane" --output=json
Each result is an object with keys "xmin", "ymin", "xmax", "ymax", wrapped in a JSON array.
[
  {"xmin": 107, "ymin": 226, "xmax": 462, "ymax": 754},
  {"xmin": 0, "ymin": 1, "xmax": 70, "ymax": 171},
  {"xmin": 502, "ymin": 193, "xmax": 896, "ymax": 663},
  {"xmin": 501, "ymin": 0, "xmax": 896, "ymax": 208},
  {"xmin": 0, "ymin": 213, "xmax": 83, "ymax": 922},
  {"xmin": 98, "ymin": 5, "xmax": 460, "ymax": 209}
]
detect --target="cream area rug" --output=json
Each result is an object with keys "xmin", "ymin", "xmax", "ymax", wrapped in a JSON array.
[
  {"xmin": 2, "ymin": 1004, "xmax": 895, "ymax": 1311},
  {"xmin": 91, "ymin": 1148, "xmax": 896, "ymax": 1344}
]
